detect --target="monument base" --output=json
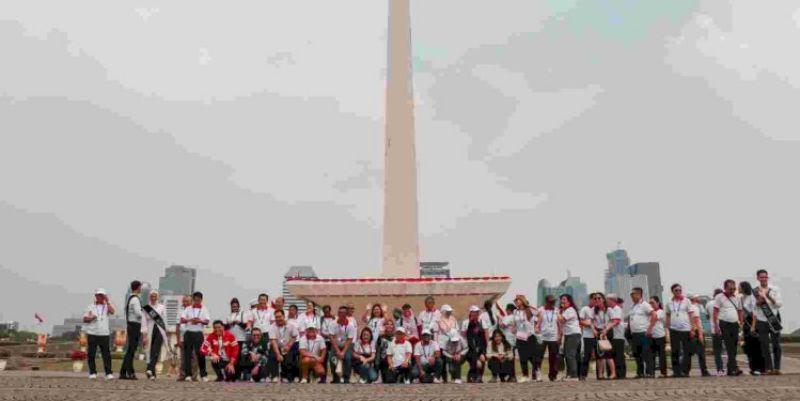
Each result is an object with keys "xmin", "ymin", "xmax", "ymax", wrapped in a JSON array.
[{"xmin": 286, "ymin": 276, "xmax": 511, "ymax": 319}]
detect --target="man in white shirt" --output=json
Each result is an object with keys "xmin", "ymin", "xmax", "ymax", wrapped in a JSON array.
[
  {"xmin": 248, "ymin": 293, "xmax": 274, "ymax": 334},
  {"xmin": 602, "ymin": 294, "xmax": 626, "ymax": 379},
  {"xmin": 330, "ymin": 305, "xmax": 357, "ymax": 383},
  {"xmin": 83, "ymin": 288, "xmax": 116, "ymax": 379},
  {"xmin": 120, "ymin": 280, "xmax": 143, "ymax": 380},
  {"xmin": 412, "ymin": 329, "xmax": 443, "ymax": 383},
  {"xmin": 142, "ymin": 290, "xmax": 168, "ymax": 380},
  {"xmin": 441, "ymin": 330, "xmax": 468, "ymax": 384},
  {"xmin": 755, "ymin": 269, "xmax": 783, "ymax": 375},
  {"xmin": 418, "ymin": 297, "xmax": 441, "ymax": 340},
  {"xmin": 628, "ymin": 287, "xmax": 657, "ymax": 378},
  {"xmin": 713, "ymin": 279, "xmax": 744, "ymax": 376},
  {"xmin": 665, "ymin": 283, "xmax": 694, "ymax": 377},
  {"xmin": 180, "ymin": 291, "xmax": 211, "ymax": 381},
  {"xmin": 579, "ymin": 293, "xmax": 597, "ymax": 380},
  {"xmin": 387, "ymin": 327, "xmax": 413, "ymax": 384},
  {"xmin": 298, "ymin": 323, "xmax": 327, "ymax": 383},
  {"xmin": 268, "ymin": 309, "xmax": 300, "ymax": 383}
]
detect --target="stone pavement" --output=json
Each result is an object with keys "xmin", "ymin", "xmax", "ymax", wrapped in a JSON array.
[{"xmin": 1, "ymin": 372, "xmax": 799, "ymax": 401}]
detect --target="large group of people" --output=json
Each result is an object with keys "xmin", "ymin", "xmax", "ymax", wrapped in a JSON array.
[{"xmin": 80, "ymin": 269, "xmax": 784, "ymax": 384}]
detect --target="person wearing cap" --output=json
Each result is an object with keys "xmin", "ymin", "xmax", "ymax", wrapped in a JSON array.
[
  {"xmin": 299, "ymin": 322, "xmax": 327, "ymax": 383},
  {"xmin": 418, "ymin": 297, "xmax": 441, "ymax": 342},
  {"xmin": 330, "ymin": 305, "xmax": 357, "ymax": 383},
  {"xmin": 461, "ymin": 305, "xmax": 488, "ymax": 383},
  {"xmin": 142, "ymin": 289, "xmax": 168, "ymax": 380},
  {"xmin": 413, "ymin": 328, "xmax": 442, "ymax": 383},
  {"xmin": 352, "ymin": 327, "xmax": 378, "ymax": 384},
  {"xmin": 387, "ymin": 327, "xmax": 413, "ymax": 383},
  {"xmin": 665, "ymin": 283, "xmax": 693, "ymax": 377},
  {"xmin": 436, "ymin": 305, "xmax": 458, "ymax": 348},
  {"xmin": 441, "ymin": 329, "xmax": 468, "ymax": 384},
  {"xmin": 602, "ymin": 294, "xmax": 626, "ymax": 379},
  {"xmin": 82, "ymin": 288, "xmax": 116, "ymax": 380}
]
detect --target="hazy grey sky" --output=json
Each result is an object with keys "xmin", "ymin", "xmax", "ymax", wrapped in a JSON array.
[{"xmin": 1, "ymin": 1, "xmax": 798, "ymax": 331}]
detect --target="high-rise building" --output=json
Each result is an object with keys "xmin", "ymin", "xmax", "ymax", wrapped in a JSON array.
[
  {"xmin": 628, "ymin": 262, "xmax": 664, "ymax": 302},
  {"xmin": 615, "ymin": 272, "xmax": 649, "ymax": 314},
  {"xmin": 158, "ymin": 265, "xmax": 197, "ymax": 296},
  {"xmin": 420, "ymin": 262, "xmax": 451, "ymax": 279},
  {"xmin": 283, "ymin": 266, "xmax": 318, "ymax": 313},
  {"xmin": 537, "ymin": 273, "xmax": 589, "ymax": 307},
  {"xmin": 604, "ymin": 249, "xmax": 630, "ymax": 295}
]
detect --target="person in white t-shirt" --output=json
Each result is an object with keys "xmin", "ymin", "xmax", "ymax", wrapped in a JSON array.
[
  {"xmin": 361, "ymin": 303, "xmax": 386, "ymax": 349},
  {"xmin": 296, "ymin": 302, "xmax": 318, "ymax": 338},
  {"xmin": 353, "ymin": 327, "xmax": 378, "ymax": 383},
  {"xmin": 512, "ymin": 295, "xmax": 538, "ymax": 382},
  {"xmin": 648, "ymin": 296, "xmax": 668, "ymax": 377},
  {"xmin": 602, "ymin": 294, "xmax": 626, "ymax": 379},
  {"xmin": 436, "ymin": 305, "xmax": 459, "ymax": 348},
  {"xmin": 665, "ymin": 283, "xmax": 693, "ymax": 377},
  {"xmin": 713, "ymin": 279, "xmax": 744, "ymax": 376},
  {"xmin": 559, "ymin": 294, "xmax": 581, "ymax": 381},
  {"xmin": 705, "ymin": 289, "xmax": 724, "ymax": 375},
  {"xmin": 330, "ymin": 305, "xmax": 357, "ymax": 384},
  {"xmin": 387, "ymin": 327, "xmax": 413, "ymax": 384},
  {"xmin": 578, "ymin": 293, "xmax": 597, "ymax": 381},
  {"xmin": 82, "ymin": 288, "xmax": 116, "ymax": 379},
  {"xmin": 486, "ymin": 329, "xmax": 515, "ymax": 383},
  {"xmin": 248, "ymin": 294, "xmax": 274, "ymax": 335},
  {"xmin": 628, "ymin": 287, "xmax": 657, "ymax": 378},
  {"xmin": 418, "ymin": 297, "xmax": 442, "ymax": 341},
  {"xmin": 268, "ymin": 309, "xmax": 300, "ymax": 383},
  {"xmin": 412, "ymin": 329, "xmax": 442, "ymax": 383},
  {"xmin": 539, "ymin": 295, "xmax": 560, "ymax": 382},
  {"xmin": 755, "ymin": 269, "xmax": 783, "ymax": 375},
  {"xmin": 441, "ymin": 329, "xmax": 468, "ymax": 384},
  {"xmin": 298, "ymin": 323, "xmax": 327, "ymax": 383},
  {"xmin": 180, "ymin": 291, "xmax": 211, "ymax": 381}
]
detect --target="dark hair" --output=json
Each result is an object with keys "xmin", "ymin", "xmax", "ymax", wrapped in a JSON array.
[
  {"xmin": 322, "ymin": 304, "xmax": 331, "ymax": 311},
  {"xmin": 649, "ymin": 296, "xmax": 662, "ymax": 309},
  {"xmin": 289, "ymin": 304, "xmax": 298, "ymax": 311},
  {"xmin": 371, "ymin": 303, "xmax": 384, "ymax": 319},
  {"xmin": 251, "ymin": 327, "xmax": 262, "ymax": 334},
  {"xmin": 274, "ymin": 309, "xmax": 285, "ymax": 317},
  {"xmin": 545, "ymin": 295, "xmax": 556, "ymax": 305},
  {"xmin": 490, "ymin": 329, "xmax": 511, "ymax": 353},
  {"xmin": 631, "ymin": 287, "xmax": 644, "ymax": 295},
  {"xmin": 258, "ymin": 293, "xmax": 268, "ymax": 300},
  {"xmin": 212, "ymin": 320, "xmax": 224, "ymax": 327},
  {"xmin": 670, "ymin": 283, "xmax": 681, "ymax": 291},
  {"xmin": 756, "ymin": 269, "xmax": 768, "ymax": 276},
  {"xmin": 713, "ymin": 288, "xmax": 723, "ymax": 296},
  {"xmin": 359, "ymin": 327, "xmax": 374, "ymax": 342},
  {"xmin": 559, "ymin": 294, "xmax": 579, "ymax": 315},
  {"xmin": 338, "ymin": 305, "xmax": 348, "ymax": 312},
  {"xmin": 193, "ymin": 291, "xmax": 203, "ymax": 299},
  {"xmin": 130, "ymin": 280, "xmax": 142, "ymax": 292},
  {"xmin": 483, "ymin": 300, "xmax": 496, "ymax": 326},
  {"xmin": 594, "ymin": 293, "xmax": 608, "ymax": 313},
  {"xmin": 230, "ymin": 297, "xmax": 240, "ymax": 306},
  {"xmin": 425, "ymin": 296, "xmax": 435, "ymax": 304},
  {"xmin": 506, "ymin": 303, "xmax": 517, "ymax": 312},
  {"xmin": 723, "ymin": 279, "xmax": 736, "ymax": 288},
  {"xmin": 739, "ymin": 281, "xmax": 754, "ymax": 296},
  {"xmin": 402, "ymin": 303, "xmax": 412, "ymax": 310}
]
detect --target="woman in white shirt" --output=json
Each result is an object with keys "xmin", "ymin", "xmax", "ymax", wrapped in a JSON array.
[
  {"xmin": 142, "ymin": 290, "xmax": 168, "ymax": 380},
  {"xmin": 512, "ymin": 295, "xmax": 537, "ymax": 382},
  {"xmin": 593, "ymin": 293, "xmax": 615, "ymax": 380},
  {"xmin": 648, "ymin": 296, "xmax": 668, "ymax": 377},
  {"xmin": 739, "ymin": 281, "xmax": 764, "ymax": 375},
  {"xmin": 437, "ymin": 305, "xmax": 459, "ymax": 348},
  {"xmin": 361, "ymin": 303, "xmax": 385, "ymax": 348},
  {"xmin": 539, "ymin": 295, "xmax": 561, "ymax": 382},
  {"xmin": 559, "ymin": 294, "xmax": 581, "ymax": 381},
  {"xmin": 353, "ymin": 327, "xmax": 378, "ymax": 383}
]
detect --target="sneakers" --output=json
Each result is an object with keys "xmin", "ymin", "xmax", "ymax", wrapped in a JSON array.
[
  {"xmin": 105, "ymin": 374, "xmax": 115, "ymax": 380},
  {"xmin": 454, "ymin": 379, "xmax": 463, "ymax": 384},
  {"xmin": 716, "ymin": 370, "xmax": 726, "ymax": 377},
  {"xmin": 535, "ymin": 371, "xmax": 543, "ymax": 382},
  {"xmin": 358, "ymin": 378, "xmax": 367, "ymax": 384},
  {"xmin": 88, "ymin": 374, "xmax": 97, "ymax": 380},
  {"xmin": 145, "ymin": 370, "xmax": 153, "ymax": 379},
  {"xmin": 404, "ymin": 379, "xmax": 411, "ymax": 385},
  {"xmin": 433, "ymin": 377, "xmax": 442, "ymax": 384},
  {"xmin": 201, "ymin": 377, "xmax": 210, "ymax": 383},
  {"xmin": 517, "ymin": 376, "xmax": 529, "ymax": 383},
  {"xmin": 184, "ymin": 377, "xmax": 194, "ymax": 382},
  {"xmin": 300, "ymin": 379, "xmax": 308, "ymax": 384}
]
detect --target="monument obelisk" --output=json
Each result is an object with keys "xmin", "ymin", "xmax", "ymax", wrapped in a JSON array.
[{"xmin": 382, "ymin": 0, "xmax": 419, "ymax": 278}]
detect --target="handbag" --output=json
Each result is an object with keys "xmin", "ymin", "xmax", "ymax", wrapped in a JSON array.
[{"xmin": 598, "ymin": 339, "xmax": 612, "ymax": 352}]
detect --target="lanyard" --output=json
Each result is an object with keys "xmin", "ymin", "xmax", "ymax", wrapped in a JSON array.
[
  {"xmin": 545, "ymin": 310, "xmax": 555, "ymax": 324},
  {"xmin": 193, "ymin": 307, "xmax": 201, "ymax": 320},
  {"xmin": 256, "ymin": 309, "xmax": 269, "ymax": 323},
  {"xmin": 671, "ymin": 299, "xmax": 684, "ymax": 315},
  {"xmin": 95, "ymin": 305, "xmax": 106, "ymax": 319},
  {"xmin": 421, "ymin": 343, "xmax": 433, "ymax": 359}
]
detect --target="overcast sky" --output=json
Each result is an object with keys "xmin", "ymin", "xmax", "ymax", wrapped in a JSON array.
[{"xmin": 1, "ymin": 1, "xmax": 798, "ymax": 331}]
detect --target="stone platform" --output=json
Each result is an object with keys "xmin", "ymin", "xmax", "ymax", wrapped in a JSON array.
[{"xmin": 1, "ymin": 371, "xmax": 799, "ymax": 401}]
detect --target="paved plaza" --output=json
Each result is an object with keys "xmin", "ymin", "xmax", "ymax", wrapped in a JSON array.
[{"xmin": 1, "ymin": 372, "xmax": 799, "ymax": 401}]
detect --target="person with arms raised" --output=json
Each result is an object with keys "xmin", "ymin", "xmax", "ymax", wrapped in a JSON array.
[{"xmin": 83, "ymin": 288, "xmax": 116, "ymax": 380}]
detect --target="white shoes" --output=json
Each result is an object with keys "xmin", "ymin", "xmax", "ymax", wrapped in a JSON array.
[
  {"xmin": 300, "ymin": 379, "xmax": 308, "ymax": 384},
  {"xmin": 272, "ymin": 377, "xmax": 280, "ymax": 383},
  {"xmin": 535, "ymin": 372, "xmax": 543, "ymax": 382},
  {"xmin": 454, "ymin": 379, "xmax": 463, "ymax": 384},
  {"xmin": 184, "ymin": 377, "xmax": 194, "ymax": 382},
  {"xmin": 518, "ymin": 376, "xmax": 529, "ymax": 383},
  {"xmin": 404, "ymin": 379, "xmax": 411, "ymax": 385},
  {"xmin": 433, "ymin": 377, "xmax": 442, "ymax": 384},
  {"xmin": 201, "ymin": 377, "xmax": 210, "ymax": 383},
  {"xmin": 358, "ymin": 378, "xmax": 367, "ymax": 384},
  {"xmin": 105, "ymin": 374, "xmax": 114, "ymax": 380},
  {"xmin": 88, "ymin": 374, "xmax": 97, "ymax": 380}
]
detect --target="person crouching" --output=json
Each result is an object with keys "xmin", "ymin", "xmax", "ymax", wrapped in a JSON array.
[{"xmin": 205, "ymin": 320, "xmax": 239, "ymax": 382}]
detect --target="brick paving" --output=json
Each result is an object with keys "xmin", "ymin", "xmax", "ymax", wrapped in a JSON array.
[{"xmin": 1, "ymin": 372, "xmax": 799, "ymax": 401}]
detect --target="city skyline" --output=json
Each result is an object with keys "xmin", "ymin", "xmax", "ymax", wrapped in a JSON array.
[{"xmin": 1, "ymin": 2, "xmax": 798, "ymax": 332}]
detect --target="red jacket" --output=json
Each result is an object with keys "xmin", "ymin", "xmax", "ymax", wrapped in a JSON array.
[{"xmin": 202, "ymin": 331, "xmax": 239, "ymax": 363}]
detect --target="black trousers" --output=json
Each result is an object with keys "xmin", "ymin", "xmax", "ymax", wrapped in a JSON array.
[
  {"xmin": 517, "ymin": 337, "xmax": 536, "ymax": 377},
  {"xmin": 488, "ymin": 358, "xmax": 514, "ymax": 381},
  {"xmin": 669, "ymin": 330, "xmax": 691, "ymax": 376},
  {"xmin": 87, "ymin": 335, "xmax": 112, "ymax": 375},
  {"xmin": 120, "ymin": 322, "xmax": 141, "ymax": 377},
  {"xmin": 611, "ymin": 338, "xmax": 626, "ymax": 379},
  {"xmin": 146, "ymin": 329, "xmax": 164, "ymax": 376},
  {"xmin": 268, "ymin": 345, "xmax": 299, "ymax": 381},
  {"xmin": 581, "ymin": 337, "xmax": 597, "ymax": 379},
  {"xmin": 756, "ymin": 321, "xmax": 781, "ymax": 372},
  {"xmin": 631, "ymin": 333, "xmax": 654, "ymax": 377},
  {"xmin": 182, "ymin": 331, "xmax": 208, "ymax": 378},
  {"xmin": 650, "ymin": 337, "xmax": 667, "ymax": 376},
  {"xmin": 687, "ymin": 335, "xmax": 708, "ymax": 374},
  {"xmin": 212, "ymin": 358, "xmax": 236, "ymax": 382},
  {"xmin": 720, "ymin": 321, "xmax": 740, "ymax": 374}
]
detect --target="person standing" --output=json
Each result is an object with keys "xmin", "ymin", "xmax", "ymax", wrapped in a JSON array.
[
  {"xmin": 686, "ymin": 294, "xmax": 711, "ymax": 377},
  {"xmin": 706, "ymin": 289, "xmax": 725, "ymax": 376},
  {"xmin": 755, "ymin": 269, "xmax": 783, "ymax": 375},
  {"xmin": 362, "ymin": 303, "xmax": 385, "ymax": 348},
  {"xmin": 578, "ymin": 293, "xmax": 597, "ymax": 381},
  {"xmin": 224, "ymin": 298, "xmax": 248, "ymax": 381},
  {"xmin": 559, "ymin": 294, "xmax": 581, "ymax": 382},
  {"xmin": 175, "ymin": 295, "xmax": 193, "ymax": 381},
  {"xmin": 665, "ymin": 283, "xmax": 693, "ymax": 377},
  {"xmin": 143, "ymin": 290, "xmax": 167, "ymax": 380},
  {"xmin": 319, "ymin": 305, "xmax": 337, "ymax": 382},
  {"xmin": 648, "ymin": 296, "xmax": 668, "ymax": 378},
  {"xmin": 629, "ymin": 287, "xmax": 657, "ymax": 378},
  {"xmin": 181, "ymin": 291, "xmax": 211, "ymax": 381},
  {"xmin": 398, "ymin": 304, "xmax": 421, "ymax": 347},
  {"xmin": 539, "ymin": 295, "xmax": 561, "ymax": 382},
  {"xmin": 297, "ymin": 301, "xmax": 318, "ymax": 338},
  {"xmin": 713, "ymin": 280, "xmax": 744, "ymax": 376},
  {"xmin": 603, "ymin": 294, "xmax": 626, "ymax": 379},
  {"xmin": 419, "ymin": 297, "xmax": 442, "ymax": 341},
  {"xmin": 120, "ymin": 280, "xmax": 143, "ymax": 380},
  {"xmin": 83, "ymin": 288, "xmax": 116, "ymax": 380},
  {"xmin": 739, "ymin": 281, "xmax": 764, "ymax": 375},
  {"xmin": 248, "ymin": 294, "xmax": 274, "ymax": 335},
  {"xmin": 377, "ymin": 319, "xmax": 397, "ymax": 383},
  {"xmin": 593, "ymin": 293, "xmax": 616, "ymax": 380},
  {"xmin": 512, "ymin": 295, "xmax": 538, "ymax": 382}
]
